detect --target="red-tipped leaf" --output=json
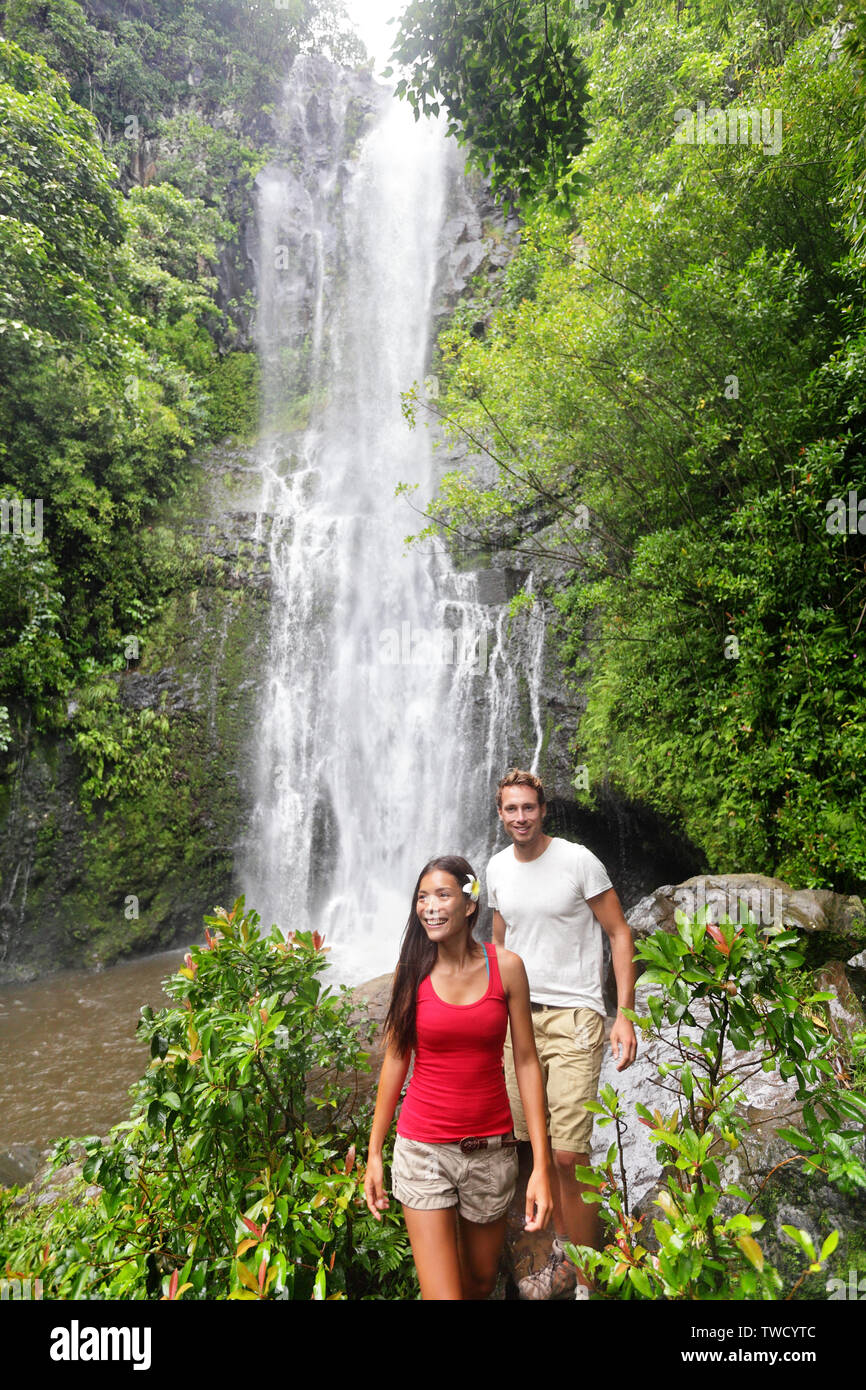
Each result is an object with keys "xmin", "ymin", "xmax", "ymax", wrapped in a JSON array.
[{"xmin": 706, "ymin": 924, "xmax": 730, "ymax": 955}]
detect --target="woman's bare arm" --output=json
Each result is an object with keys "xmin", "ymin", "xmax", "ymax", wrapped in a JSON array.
[
  {"xmin": 364, "ymin": 1038, "xmax": 411, "ymax": 1219},
  {"xmin": 498, "ymin": 947, "xmax": 553, "ymax": 1231}
]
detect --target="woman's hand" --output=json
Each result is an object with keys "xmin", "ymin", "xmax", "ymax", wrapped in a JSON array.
[
  {"xmin": 524, "ymin": 1163, "xmax": 554, "ymax": 1233},
  {"xmin": 363, "ymin": 1151, "xmax": 390, "ymax": 1221}
]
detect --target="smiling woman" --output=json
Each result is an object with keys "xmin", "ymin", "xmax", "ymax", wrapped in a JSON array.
[{"xmin": 363, "ymin": 854, "xmax": 554, "ymax": 1299}]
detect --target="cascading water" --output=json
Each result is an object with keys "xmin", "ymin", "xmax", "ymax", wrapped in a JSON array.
[{"xmin": 240, "ymin": 56, "xmax": 545, "ymax": 983}]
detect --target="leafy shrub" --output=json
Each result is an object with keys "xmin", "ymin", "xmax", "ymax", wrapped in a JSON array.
[
  {"xmin": 567, "ymin": 912, "xmax": 866, "ymax": 1299},
  {"xmin": 0, "ymin": 899, "xmax": 416, "ymax": 1300}
]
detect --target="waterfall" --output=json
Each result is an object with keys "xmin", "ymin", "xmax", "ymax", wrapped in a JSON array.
[{"xmin": 240, "ymin": 56, "xmax": 546, "ymax": 984}]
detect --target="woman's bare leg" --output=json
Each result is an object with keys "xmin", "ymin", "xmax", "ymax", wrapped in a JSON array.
[
  {"xmin": 402, "ymin": 1205, "xmax": 463, "ymax": 1300},
  {"xmin": 456, "ymin": 1213, "xmax": 508, "ymax": 1300}
]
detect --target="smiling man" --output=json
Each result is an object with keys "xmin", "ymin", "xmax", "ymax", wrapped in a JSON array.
[{"xmin": 487, "ymin": 768, "xmax": 637, "ymax": 1300}]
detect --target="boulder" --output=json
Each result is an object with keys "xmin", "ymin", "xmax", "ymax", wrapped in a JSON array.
[{"xmin": 621, "ymin": 874, "xmax": 866, "ymax": 991}]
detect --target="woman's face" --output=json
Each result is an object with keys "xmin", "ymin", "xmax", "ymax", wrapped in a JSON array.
[{"xmin": 416, "ymin": 869, "xmax": 475, "ymax": 944}]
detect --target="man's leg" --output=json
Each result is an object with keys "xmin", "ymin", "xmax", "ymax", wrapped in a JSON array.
[
  {"xmin": 550, "ymin": 1147, "xmax": 599, "ymax": 1290},
  {"xmin": 545, "ymin": 1007, "xmax": 606, "ymax": 1296}
]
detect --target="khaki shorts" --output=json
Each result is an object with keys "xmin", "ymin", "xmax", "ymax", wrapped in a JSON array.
[
  {"xmin": 391, "ymin": 1133, "xmax": 518, "ymax": 1224},
  {"xmin": 504, "ymin": 1005, "xmax": 605, "ymax": 1154}
]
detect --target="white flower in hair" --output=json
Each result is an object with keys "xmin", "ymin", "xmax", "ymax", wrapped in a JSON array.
[{"xmin": 463, "ymin": 874, "xmax": 481, "ymax": 902}]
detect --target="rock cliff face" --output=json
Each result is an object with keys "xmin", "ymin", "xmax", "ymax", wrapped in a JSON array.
[{"xmin": 0, "ymin": 445, "xmax": 273, "ymax": 981}]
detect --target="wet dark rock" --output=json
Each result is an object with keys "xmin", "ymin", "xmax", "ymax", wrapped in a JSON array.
[{"xmin": 0, "ymin": 1142, "xmax": 44, "ymax": 1190}]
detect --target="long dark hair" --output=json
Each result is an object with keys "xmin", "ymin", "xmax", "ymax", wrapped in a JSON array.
[{"xmin": 384, "ymin": 855, "xmax": 481, "ymax": 1058}]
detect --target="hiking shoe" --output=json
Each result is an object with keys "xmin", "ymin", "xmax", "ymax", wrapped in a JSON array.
[{"xmin": 517, "ymin": 1238, "xmax": 577, "ymax": 1301}]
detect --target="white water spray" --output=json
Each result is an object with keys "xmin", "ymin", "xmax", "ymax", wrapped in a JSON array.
[{"xmin": 240, "ymin": 57, "xmax": 545, "ymax": 982}]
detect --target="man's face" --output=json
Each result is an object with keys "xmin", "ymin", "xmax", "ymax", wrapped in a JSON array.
[{"xmin": 497, "ymin": 784, "xmax": 545, "ymax": 847}]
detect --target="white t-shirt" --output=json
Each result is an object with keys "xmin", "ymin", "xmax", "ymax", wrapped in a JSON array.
[{"xmin": 486, "ymin": 836, "xmax": 612, "ymax": 1013}]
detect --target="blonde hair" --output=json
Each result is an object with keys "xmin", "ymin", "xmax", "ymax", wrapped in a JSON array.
[{"xmin": 496, "ymin": 768, "xmax": 546, "ymax": 810}]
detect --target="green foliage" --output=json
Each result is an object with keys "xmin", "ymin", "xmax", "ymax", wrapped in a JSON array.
[
  {"xmin": 0, "ymin": 36, "xmax": 204, "ymax": 717},
  {"xmin": 386, "ymin": 0, "xmax": 602, "ymax": 205},
  {"xmin": 416, "ymin": 0, "xmax": 866, "ymax": 888},
  {"xmin": 0, "ymin": 35, "xmax": 125, "ymax": 277},
  {"xmin": 69, "ymin": 678, "xmax": 173, "ymax": 815},
  {"xmin": 204, "ymin": 351, "xmax": 261, "ymax": 440},
  {"xmin": 122, "ymin": 184, "xmax": 230, "ymax": 330},
  {"xmin": 834, "ymin": 0, "xmax": 866, "ymax": 267},
  {"xmin": 0, "ymin": 899, "xmax": 417, "ymax": 1300},
  {"xmin": 0, "ymin": 25, "xmax": 266, "ymax": 737},
  {"xmin": 565, "ymin": 912, "xmax": 866, "ymax": 1299},
  {"xmin": 501, "ymin": 247, "xmax": 544, "ymax": 310},
  {"xmin": 1, "ymin": 0, "xmax": 366, "ymax": 148},
  {"xmin": 151, "ymin": 109, "xmax": 270, "ymax": 208},
  {"xmin": 0, "ymin": 529, "xmax": 69, "ymax": 709}
]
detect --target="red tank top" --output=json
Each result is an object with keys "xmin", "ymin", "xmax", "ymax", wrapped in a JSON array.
[{"xmin": 397, "ymin": 942, "xmax": 514, "ymax": 1142}]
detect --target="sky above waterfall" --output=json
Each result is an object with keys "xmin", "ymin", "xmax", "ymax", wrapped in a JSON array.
[{"xmin": 343, "ymin": 0, "xmax": 401, "ymax": 71}]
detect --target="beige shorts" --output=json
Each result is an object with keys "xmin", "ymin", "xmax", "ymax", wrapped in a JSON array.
[
  {"xmin": 391, "ymin": 1133, "xmax": 518, "ymax": 1224},
  {"xmin": 504, "ymin": 1005, "xmax": 605, "ymax": 1154}
]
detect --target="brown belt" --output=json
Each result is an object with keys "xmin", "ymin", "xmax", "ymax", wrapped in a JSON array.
[{"xmin": 459, "ymin": 1134, "xmax": 519, "ymax": 1153}]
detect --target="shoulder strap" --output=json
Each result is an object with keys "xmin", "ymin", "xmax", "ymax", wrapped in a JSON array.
[
  {"xmin": 483, "ymin": 941, "xmax": 491, "ymax": 980},
  {"xmin": 485, "ymin": 939, "xmax": 508, "ymax": 996}
]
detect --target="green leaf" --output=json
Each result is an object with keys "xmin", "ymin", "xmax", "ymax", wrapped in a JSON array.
[
  {"xmin": 781, "ymin": 1226, "xmax": 816, "ymax": 1260},
  {"xmin": 775, "ymin": 1127, "xmax": 815, "ymax": 1151},
  {"xmin": 820, "ymin": 1229, "xmax": 839, "ymax": 1262},
  {"xmin": 736, "ymin": 1234, "xmax": 764, "ymax": 1271},
  {"xmin": 573, "ymin": 1166, "xmax": 604, "ymax": 1186},
  {"xmin": 723, "ymin": 1184, "xmax": 752, "ymax": 1203}
]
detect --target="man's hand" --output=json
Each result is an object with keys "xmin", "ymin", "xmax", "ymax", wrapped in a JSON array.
[{"xmin": 609, "ymin": 1014, "xmax": 637, "ymax": 1071}]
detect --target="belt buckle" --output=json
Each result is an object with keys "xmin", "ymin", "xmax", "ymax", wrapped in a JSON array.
[{"xmin": 459, "ymin": 1136, "xmax": 486, "ymax": 1153}]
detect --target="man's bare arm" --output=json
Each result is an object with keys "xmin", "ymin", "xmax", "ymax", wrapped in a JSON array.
[{"xmin": 586, "ymin": 886, "xmax": 638, "ymax": 1071}]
